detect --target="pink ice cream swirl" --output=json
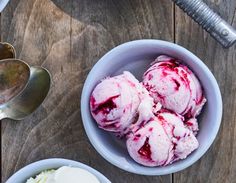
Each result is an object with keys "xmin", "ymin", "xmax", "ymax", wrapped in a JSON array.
[
  {"xmin": 90, "ymin": 71, "xmax": 152, "ymax": 136},
  {"xmin": 126, "ymin": 109, "xmax": 199, "ymax": 167},
  {"xmin": 90, "ymin": 55, "xmax": 205, "ymax": 167},
  {"xmin": 143, "ymin": 55, "xmax": 206, "ymax": 119}
]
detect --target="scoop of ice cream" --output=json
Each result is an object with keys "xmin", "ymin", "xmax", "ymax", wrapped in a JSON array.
[
  {"xmin": 26, "ymin": 170, "xmax": 56, "ymax": 183},
  {"xmin": 127, "ymin": 118, "xmax": 173, "ymax": 166},
  {"xmin": 26, "ymin": 166, "xmax": 100, "ymax": 183},
  {"xmin": 156, "ymin": 110, "xmax": 199, "ymax": 162},
  {"xmin": 143, "ymin": 55, "xmax": 206, "ymax": 118},
  {"xmin": 90, "ymin": 71, "xmax": 149, "ymax": 136},
  {"xmin": 126, "ymin": 109, "xmax": 199, "ymax": 166}
]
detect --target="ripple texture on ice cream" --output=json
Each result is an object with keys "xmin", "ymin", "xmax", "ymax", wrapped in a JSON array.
[
  {"xmin": 90, "ymin": 71, "xmax": 150, "ymax": 136},
  {"xmin": 127, "ymin": 118, "xmax": 173, "ymax": 166},
  {"xmin": 143, "ymin": 55, "xmax": 206, "ymax": 118},
  {"xmin": 126, "ymin": 110, "xmax": 199, "ymax": 167}
]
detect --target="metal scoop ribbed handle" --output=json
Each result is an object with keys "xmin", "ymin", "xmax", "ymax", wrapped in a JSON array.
[{"xmin": 173, "ymin": 0, "xmax": 236, "ymax": 48}]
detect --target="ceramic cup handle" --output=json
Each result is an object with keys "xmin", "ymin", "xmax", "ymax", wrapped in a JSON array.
[{"xmin": 173, "ymin": 0, "xmax": 236, "ymax": 48}]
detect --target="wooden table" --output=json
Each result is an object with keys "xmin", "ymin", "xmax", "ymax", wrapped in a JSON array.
[{"xmin": 1, "ymin": 0, "xmax": 236, "ymax": 182}]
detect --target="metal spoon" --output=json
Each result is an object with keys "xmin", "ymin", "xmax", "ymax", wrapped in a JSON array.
[
  {"xmin": 0, "ymin": 59, "xmax": 30, "ymax": 105},
  {"xmin": 0, "ymin": 59, "xmax": 51, "ymax": 120},
  {"xmin": 0, "ymin": 42, "xmax": 16, "ymax": 60}
]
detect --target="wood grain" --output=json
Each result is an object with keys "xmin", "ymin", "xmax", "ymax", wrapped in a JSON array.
[
  {"xmin": 174, "ymin": 0, "xmax": 236, "ymax": 183},
  {"xmin": 1, "ymin": 0, "xmax": 174, "ymax": 182},
  {"xmin": 0, "ymin": 13, "xmax": 1, "ymax": 41}
]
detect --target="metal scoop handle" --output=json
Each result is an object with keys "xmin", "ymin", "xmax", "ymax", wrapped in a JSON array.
[{"xmin": 173, "ymin": 0, "xmax": 236, "ymax": 48}]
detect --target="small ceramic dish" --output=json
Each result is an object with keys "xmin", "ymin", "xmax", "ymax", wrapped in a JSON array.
[
  {"xmin": 81, "ymin": 40, "xmax": 222, "ymax": 175},
  {"xmin": 6, "ymin": 158, "xmax": 111, "ymax": 183},
  {"xmin": 0, "ymin": 0, "xmax": 10, "ymax": 12}
]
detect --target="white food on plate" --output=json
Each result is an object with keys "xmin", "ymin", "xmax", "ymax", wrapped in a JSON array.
[{"xmin": 26, "ymin": 166, "xmax": 100, "ymax": 183}]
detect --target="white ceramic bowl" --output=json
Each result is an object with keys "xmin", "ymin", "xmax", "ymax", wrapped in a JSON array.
[
  {"xmin": 6, "ymin": 158, "xmax": 111, "ymax": 183},
  {"xmin": 0, "ymin": 0, "xmax": 10, "ymax": 12},
  {"xmin": 81, "ymin": 40, "xmax": 222, "ymax": 175}
]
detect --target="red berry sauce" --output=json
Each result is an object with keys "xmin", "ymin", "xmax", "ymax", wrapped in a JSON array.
[
  {"xmin": 92, "ymin": 95, "xmax": 120, "ymax": 115},
  {"xmin": 138, "ymin": 137, "xmax": 152, "ymax": 160}
]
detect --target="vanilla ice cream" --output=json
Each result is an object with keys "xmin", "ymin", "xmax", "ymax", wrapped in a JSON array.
[{"xmin": 26, "ymin": 166, "xmax": 100, "ymax": 183}]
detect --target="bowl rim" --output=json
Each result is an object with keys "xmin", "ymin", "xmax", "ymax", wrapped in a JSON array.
[
  {"xmin": 81, "ymin": 39, "xmax": 223, "ymax": 175},
  {"xmin": 0, "ymin": 0, "xmax": 10, "ymax": 12},
  {"xmin": 5, "ymin": 158, "xmax": 111, "ymax": 183}
]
